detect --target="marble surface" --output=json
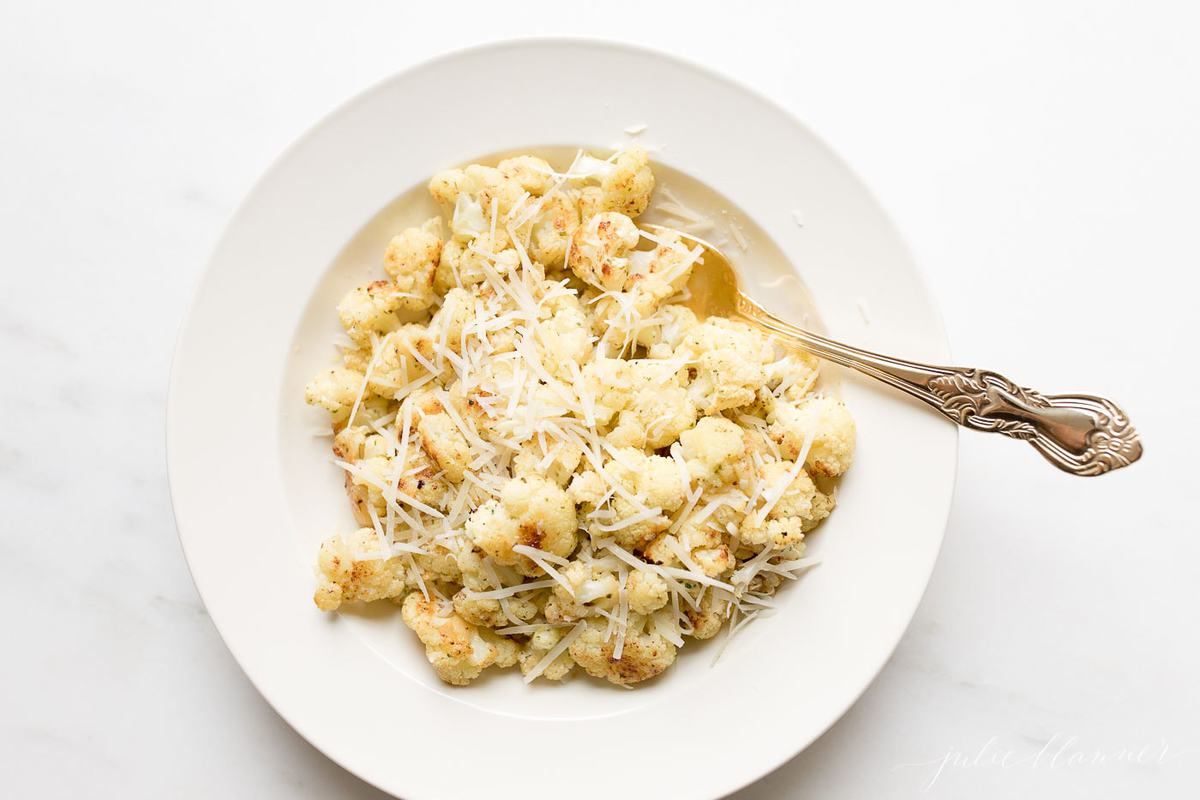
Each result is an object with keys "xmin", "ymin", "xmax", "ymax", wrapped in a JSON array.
[{"xmin": 3, "ymin": 1, "xmax": 1197, "ymax": 797}]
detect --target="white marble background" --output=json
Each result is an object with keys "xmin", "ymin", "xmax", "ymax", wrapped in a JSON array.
[{"xmin": 3, "ymin": 1, "xmax": 1197, "ymax": 797}]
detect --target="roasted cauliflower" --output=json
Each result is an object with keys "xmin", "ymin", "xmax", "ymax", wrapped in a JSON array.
[{"xmin": 305, "ymin": 150, "xmax": 855, "ymax": 687}]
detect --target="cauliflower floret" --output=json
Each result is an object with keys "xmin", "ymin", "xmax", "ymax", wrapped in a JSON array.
[
  {"xmin": 571, "ymin": 226, "xmax": 696, "ymax": 341},
  {"xmin": 331, "ymin": 425, "xmax": 390, "ymax": 462},
  {"xmin": 578, "ymin": 357, "xmax": 634, "ymax": 426},
  {"xmin": 427, "ymin": 287, "xmax": 474, "ymax": 354},
  {"xmin": 367, "ymin": 324, "xmax": 436, "ymax": 398},
  {"xmin": 573, "ymin": 448, "xmax": 686, "ymax": 550},
  {"xmin": 678, "ymin": 319, "xmax": 772, "ymax": 413},
  {"xmin": 452, "ymin": 588, "xmax": 538, "ymax": 628},
  {"xmin": 462, "ymin": 164, "xmax": 527, "ymax": 217},
  {"xmin": 644, "ymin": 522, "xmax": 734, "ymax": 578},
  {"xmin": 408, "ymin": 393, "xmax": 471, "ymax": 483},
  {"xmin": 428, "ymin": 168, "xmax": 466, "ymax": 207},
  {"xmin": 692, "ymin": 543, "xmax": 735, "ymax": 576},
  {"xmin": 614, "ymin": 448, "xmax": 687, "ymax": 514},
  {"xmin": 599, "ymin": 147, "xmax": 655, "ymax": 218},
  {"xmin": 396, "ymin": 448, "xmax": 451, "ymax": 509},
  {"xmin": 466, "ymin": 476, "xmax": 578, "ymax": 567},
  {"xmin": 607, "ymin": 384, "xmax": 697, "ymax": 450},
  {"xmin": 568, "ymin": 616, "xmax": 677, "ymax": 686},
  {"xmin": 401, "ymin": 593, "xmax": 514, "ymax": 685},
  {"xmin": 639, "ymin": 304, "xmax": 699, "ymax": 357},
  {"xmin": 679, "ymin": 416, "xmax": 747, "ymax": 488},
  {"xmin": 434, "ymin": 231, "xmax": 520, "ymax": 294},
  {"xmin": 304, "ymin": 366, "xmax": 366, "ymax": 423},
  {"xmin": 574, "ymin": 185, "xmax": 605, "ymax": 222},
  {"xmin": 567, "ymin": 470, "xmax": 606, "ymax": 507},
  {"xmin": 518, "ymin": 626, "xmax": 576, "ymax": 681},
  {"xmin": 581, "ymin": 357, "xmax": 687, "ymax": 427},
  {"xmin": 567, "ymin": 212, "xmax": 640, "ymax": 291},
  {"xmin": 498, "ymin": 155, "xmax": 554, "ymax": 195},
  {"xmin": 626, "ymin": 570, "xmax": 669, "ymax": 614},
  {"xmin": 337, "ymin": 280, "xmax": 405, "ymax": 344},
  {"xmin": 684, "ymin": 591, "xmax": 726, "ymax": 640},
  {"xmin": 451, "ymin": 548, "xmax": 493, "ymax": 592},
  {"xmin": 534, "ymin": 292, "xmax": 592, "ymax": 374},
  {"xmin": 768, "ymin": 395, "xmax": 856, "ymax": 477},
  {"xmin": 547, "ymin": 561, "xmax": 621, "ymax": 621},
  {"xmin": 765, "ymin": 350, "xmax": 821, "ymax": 401},
  {"xmin": 416, "ymin": 412, "xmax": 470, "ymax": 483},
  {"xmin": 511, "ymin": 439, "xmax": 583, "ymax": 488},
  {"xmin": 622, "ymin": 230, "xmax": 697, "ymax": 299},
  {"xmin": 342, "ymin": 450, "xmax": 449, "ymax": 526},
  {"xmin": 412, "ymin": 543, "xmax": 463, "ymax": 588},
  {"xmin": 382, "ymin": 224, "xmax": 442, "ymax": 311},
  {"xmin": 313, "ymin": 528, "xmax": 409, "ymax": 611},
  {"xmin": 740, "ymin": 460, "xmax": 834, "ymax": 547},
  {"xmin": 436, "ymin": 232, "xmax": 487, "ymax": 288},
  {"xmin": 528, "ymin": 191, "xmax": 581, "ymax": 267}
]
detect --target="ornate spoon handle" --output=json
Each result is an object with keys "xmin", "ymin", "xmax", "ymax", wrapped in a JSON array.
[{"xmin": 736, "ymin": 294, "xmax": 1143, "ymax": 476}]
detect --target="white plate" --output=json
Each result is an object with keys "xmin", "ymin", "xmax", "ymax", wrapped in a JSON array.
[{"xmin": 168, "ymin": 40, "xmax": 956, "ymax": 800}]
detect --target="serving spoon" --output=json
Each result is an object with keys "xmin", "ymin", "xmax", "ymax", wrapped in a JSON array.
[{"xmin": 644, "ymin": 225, "xmax": 1143, "ymax": 476}]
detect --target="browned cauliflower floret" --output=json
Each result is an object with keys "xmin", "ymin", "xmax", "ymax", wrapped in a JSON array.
[
  {"xmin": 462, "ymin": 164, "xmax": 527, "ymax": 217},
  {"xmin": 741, "ymin": 460, "xmax": 834, "ymax": 547},
  {"xmin": 599, "ymin": 147, "xmax": 655, "ymax": 217},
  {"xmin": 313, "ymin": 528, "xmax": 409, "ymax": 611},
  {"xmin": 498, "ymin": 155, "xmax": 554, "ymax": 195},
  {"xmin": 684, "ymin": 591, "xmax": 726, "ymax": 639},
  {"xmin": 568, "ymin": 617, "xmax": 677, "ymax": 686},
  {"xmin": 529, "ymin": 191, "xmax": 581, "ymax": 267},
  {"xmin": 341, "ymin": 444, "xmax": 449, "ymax": 526},
  {"xmin": 367, "ymin": 324, "xmax": 436, "ymax": 398},
  {"xmin": 416, "ymin": 405, "xmax": 470, "ymax": 483},
  {"xmin": 621, "ymin": 229, "xmax": 696, "ymax": 299},
  {"xmin": 644, "ymin": 522, "xmax": 734, "ymax": 578},
  {"xmin": 567, "ymin": 212, "xmax": 640, "ymax": 292},
  {"xmin": 452, "ymin": 589, "xmax": 538, "ymax": 628},
  {"xmin": 304, "ymin": 365, "xmax": 366, "ymax": 424},
  {"xmin": 466, "ymin": 476, "xmax": 578, "ymax": 567},
  {"xmin": 401, "ymin": 593, "xmax": 515, "ymax": 686},
  {"xmin": 768, "ymin": 395, "xmax": 856, "ymax": 476},
  {"xmin": 382, "ymin": 224, "xmax": 442, "ymax": 311},
  {"xmin": 518, "ymin": 626, "xmax": 576, "ymax": 681}
]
